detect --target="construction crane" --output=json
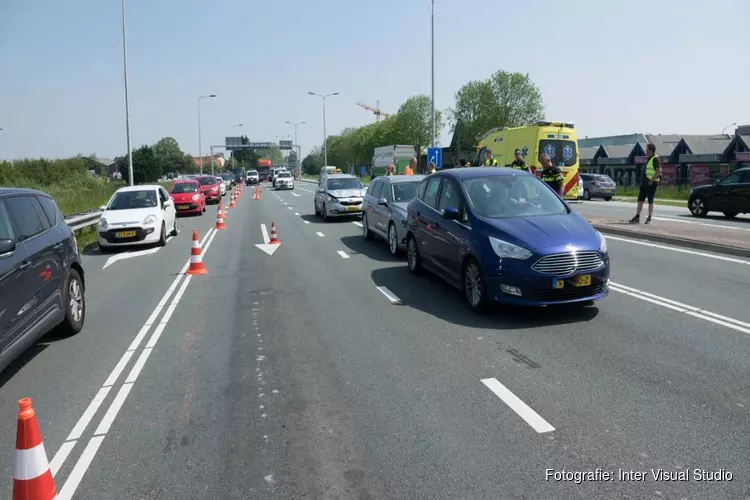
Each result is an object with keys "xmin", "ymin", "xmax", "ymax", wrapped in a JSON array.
[{"xmin": 356, "ymin": 101, "xmax": 391, "ymax": 121}]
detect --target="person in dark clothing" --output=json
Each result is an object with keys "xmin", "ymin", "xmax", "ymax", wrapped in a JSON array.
[
  {"xmin": 539, "ymin": 153, "xmax": 564, "ymax": 196},
  {"xmin": 630, "ymin": 143, "xmax": 661, "ymax": 224},
  {"xmin": 510, "ymin": 149, "xmax": 529, "ymax": 171},
  {"xmin": 458, "ymin": 158, "xmax": 469, "ymax": 167}
]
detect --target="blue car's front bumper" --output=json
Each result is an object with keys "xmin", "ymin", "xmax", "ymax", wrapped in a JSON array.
[{"xmin": 484, "ymin": 265, "xmax": 610, "ymax": 306}]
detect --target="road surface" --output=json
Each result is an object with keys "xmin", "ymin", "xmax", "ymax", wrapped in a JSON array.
[{"xmin": 1, "ymin": 184, "xmax": 748, "ymax": 499}]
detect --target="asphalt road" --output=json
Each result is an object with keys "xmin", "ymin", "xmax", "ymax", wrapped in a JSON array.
[
  {"xmin": 575, "ymin": 198, "xmax": 750, "ymax": 231},
  {"xmin": 1, "ymin": 182, "xmax": 749, "ymax": 499}
]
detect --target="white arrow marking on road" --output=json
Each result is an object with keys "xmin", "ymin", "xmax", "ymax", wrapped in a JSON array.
[
  {"xmin": 102, "ymin": 246, "xmax": 161, "ymax": 270},
  {"xmin": 256, "ymin": 223, "xmax": 280, "ymax": 255}
]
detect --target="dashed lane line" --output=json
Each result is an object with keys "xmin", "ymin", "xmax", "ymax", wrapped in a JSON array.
[
  {"xmin": 376, "ymin": 286, "xmax": 402, "ymax": 305},
  {"xmin": 337, "ymin": 250, "xmax": 350, "ymax": 259},
  {"xmin": 480, "ymin": 378, "xmax": 555, "ymax": 434}
]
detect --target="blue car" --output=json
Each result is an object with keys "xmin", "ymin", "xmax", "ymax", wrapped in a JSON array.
[{"xmin": 405, "ymin": 168, "xmax": 610, "ymax": 312}]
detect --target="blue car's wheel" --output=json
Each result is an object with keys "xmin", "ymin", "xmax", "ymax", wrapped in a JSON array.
[
  {"xmin": 463, "ymin": 257, "xmax": 488, "ymax": 313},
  {"xmin": 406, "ymin": 235, "xmax": 421, "ymax": 275}
]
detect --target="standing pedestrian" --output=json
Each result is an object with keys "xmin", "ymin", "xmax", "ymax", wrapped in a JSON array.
[
  {"xmin": 629, "ymin": 143, "xmax": 661, "ymax": 224},
  {"xmin": 484, "ymin": 149, "xmax": 499, "ymax": 166},
  {"xmin": 404, "ymin": 157, "xmax": 416, "ymax": 175},
  {"xmin": 540, "ymin": 153, "xmax": 564, "ymax": 196},
  {"xmin": 426, "ymin": 161, "xmax": 437, "ymax": 174},
  {"xmin": 510, "ymin": 149, "xmax": 529, "ymax": 172}
]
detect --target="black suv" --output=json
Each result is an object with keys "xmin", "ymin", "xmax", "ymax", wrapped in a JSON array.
[{"xmin": 0, "ymin": 188, "xmax": 86, "ymax": 374}]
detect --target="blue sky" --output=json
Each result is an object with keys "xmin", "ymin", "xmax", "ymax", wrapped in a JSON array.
[{"xmin": 1, "ymin": 0, "xmax": 747, "ymax": 161}]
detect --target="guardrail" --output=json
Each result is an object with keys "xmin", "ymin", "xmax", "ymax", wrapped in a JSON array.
[{"xmin": 64, "ymin": 210, "xmax": 102, "ymax": 232}]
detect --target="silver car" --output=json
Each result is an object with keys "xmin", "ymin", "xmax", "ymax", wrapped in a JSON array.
[
  {"xmin": 362, "ymin": 175, "xmax": 426, "ymax": 256},
  {"xmin": 314, "ymin": 174, "xmax": 366, "ymax": 221},
  {"xmin": 580, "ymin": 173, "xmax": 616, "ymax": 201},
  {"xmin": 275, "ymin": 171, "xmax": 294, "ymax": 190}
]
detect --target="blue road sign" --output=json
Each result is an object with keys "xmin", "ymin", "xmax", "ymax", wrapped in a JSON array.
[{"xmin": 427, "ymin": 147, "xmax": 442, "ymax": 168}]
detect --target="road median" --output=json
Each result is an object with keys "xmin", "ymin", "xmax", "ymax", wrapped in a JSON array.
[{"xmin": 588, "ymin": 215, "xmax": 750, "ymax": 258}]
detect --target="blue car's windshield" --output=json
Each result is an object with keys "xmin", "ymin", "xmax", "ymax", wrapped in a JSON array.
[{"xmin": 462, "ymin": 175, "xmax": 568, "ymax": 219}]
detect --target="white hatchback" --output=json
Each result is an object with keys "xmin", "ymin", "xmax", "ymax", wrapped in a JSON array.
[{"xmin": 97, "ymin": 185, "xmax": 178, "ymax": 250}]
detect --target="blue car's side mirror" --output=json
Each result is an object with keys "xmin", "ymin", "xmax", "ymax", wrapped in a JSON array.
[{"xmin": 441, "ymin": 207, "xmax": 460, "ymax": 220}]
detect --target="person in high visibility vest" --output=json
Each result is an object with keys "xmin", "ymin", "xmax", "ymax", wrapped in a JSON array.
[
  {"xmin": 404, "ymin": 157, "xmax": 416, "ymax": 175},
  {"xmin": 484, "ymin": 149, "xmax": 499, "ymax": 166},
  {"xmin": 539, "ymin": 153, "xmax": 564, "ymax": 196},
  {"xmin": 510, "ymin": 149, "xmax": 530, "ymax": 172},
  {"xmin": 629, "ymin": 143, "xmax": 661, "ymax": 224}
]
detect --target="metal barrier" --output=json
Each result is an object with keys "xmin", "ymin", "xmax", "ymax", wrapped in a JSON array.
[{"xmin": 64, "ymin": 210, "xmax": 102, "ymax": 232}]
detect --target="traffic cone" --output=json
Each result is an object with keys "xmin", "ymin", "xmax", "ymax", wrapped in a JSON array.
[
  {"xmin": 269, "ymin": 222, "xmax": 280, "ymax": 244},
  {"xmin": 13, "ymin": 398, "xmax": 57, "ymax": 500},
  {"xmin": 215, "ymin": 204, "xmax": 226, "ymax": 230},
  {"xmin": 229, "ymin": 191, "xmax": 236, "ymax": 209},
  {"xmin": 185, "ymin": 229, "xmax": 208, "ymax": 275},
  {"xmin": 254, "ymin": 185, "xmax": 260, "ymax": 200}
]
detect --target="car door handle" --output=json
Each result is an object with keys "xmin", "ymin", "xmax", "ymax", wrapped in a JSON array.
[
  {"xmin": 19, "ymin": 261, "xmax": 31, "ymax": 270},
  {"xmin": 54, "ymin": 242, "xmax": 64, "ymax": 250}
]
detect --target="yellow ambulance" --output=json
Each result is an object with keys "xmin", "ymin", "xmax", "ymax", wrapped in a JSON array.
[{"xmin": 474, "ymin": 121, "xmax": 580, "ymax": 200}]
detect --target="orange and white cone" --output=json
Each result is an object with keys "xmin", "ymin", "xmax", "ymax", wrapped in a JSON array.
[
  {"xmin": 269, "ymin": 222, "xmax": 280, "ymax": 244},
  {"xmin": 229, "ymin": 191, "xmax": 236, "ymax": 209},
  {"xmin": 186, "ymin": 229, "xmax": 208, "ymax": 275},
  {"xmin": 253, "ymin": 186, "xmax": 260, "ymax": 200},
  {"xmin": 13, "ymin": 398, "xmax": 57, "ymax": 500},
  {"xmin": 215, "ymin": 204, "xmax": 226, "ymax": 230}
]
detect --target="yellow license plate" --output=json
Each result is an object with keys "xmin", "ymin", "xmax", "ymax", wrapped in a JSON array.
[
  {"xmin": 116, "ymin": 230, "xmax": 136, "ymax": 238},
  {"xmin": 346, "ymin": 206, "xmax": 359, "ymax": 212},
  {"xmin": 177, "ymin": 205, "xmax": 190, "ymax": 210},
  {"xmin": 574, "ymin": 275, "xmax": 592, "ymax": 287},
  {"xmin": 553, "ymin": 279, "xmax": 564, "ymax": 289}
]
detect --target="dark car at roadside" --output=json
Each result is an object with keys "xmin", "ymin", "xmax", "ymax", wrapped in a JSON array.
[
  {"xmin": 0, "ymin": 188, "xmax": 86, "ymax": 374},
  {"xmin": 405, "ymin": 168, "xmax": 610, "ymax": 312},
  {"xmin": 688, "ymin": 167, "xmax": 750, "ymax": 219}
]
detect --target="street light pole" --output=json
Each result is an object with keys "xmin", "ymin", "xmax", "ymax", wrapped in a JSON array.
[
  {"xmin": 286, "ymin": 121, "xmax": 305, "ymax": 178},
  {"xmin": 431, "ymin": 0, "xmax": 436, "ymax": 149},
  {"xmin": 722, "ymin": 123, "xmax": 737, "ymax": 135},
  {"xmin": 198, "ymin": 94, "xmax": 217, "ymax": 175},
  {"xmin": 308, "ymin": 92, "xmax": 339, "ymax": 167},
  {"xmin": 121, "ymin": 0, "xmax": 134, "ymax": 186}
]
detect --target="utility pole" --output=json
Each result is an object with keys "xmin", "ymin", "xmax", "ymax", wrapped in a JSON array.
[
  {"xmin": 198, "ymin": 94, "xmax": 217, "ymax": 174},
  {"xmin": 286, "ymin": 121, "xmax": 305, "ymax": 179},
  {"xmin": 308, "ymin": 92, "xmax": 339, "ymax": 167},
  {"xmin": 431, "ymin": 0, "xmax": 436, "ymax": 149},
  {"xmin": 121, "ymin": 0, "xmax": 134, "ymax": 185}
]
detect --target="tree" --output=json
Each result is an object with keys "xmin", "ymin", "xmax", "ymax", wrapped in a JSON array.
[
  {"xmin": 451, "ymin": 71, "xmax": 545, "ymax": 153},
  {"xmin": 153, "ymin": 137, "xmax": 187, "ymax": 177},
  {"xmin": 119, "ymin": 145, "xmax": 162, "ymax": 184},
  {"xmin": 394, "ymin": 95, "xmax": 444, "ymax": 164},
  {"xmin": 302, "ymin": 147, "xmax": 324, "ymax": 175}
]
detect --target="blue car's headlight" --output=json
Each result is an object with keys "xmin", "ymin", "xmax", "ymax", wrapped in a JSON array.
[
  {"xmin": 488, "ymin": 236, "xmax": 532, "ymax": 260},
  {"xmin": 596, "ymin": 231, "xmax": 607, "ymax": 254}
]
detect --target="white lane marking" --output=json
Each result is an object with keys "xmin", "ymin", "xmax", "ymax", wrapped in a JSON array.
[
  {"xmin": 146, "ymin": 276, "xmax": 192, "ymax": 348},
  {"xmin": 260, "ymin": 224, "xmax": 270, "ymax": 244},
  {"xmin": 292, "ymin": 192, "xmax": 301, "ymax": 197},
  {"xmin": 102, "ymin": 351, "xmax": 134, "ymax": 387},
  {"xmin": 288, "ymin": 206, "xmax": 293, "ymax": 210},
  {"xmin": 294, "ymin": 212, "xmax": 300, "ymax": 216},
  {"xmin": 376, "ymin": 286, "xmax": 402, "ymax": 304},
  {"xmin": 304, "ymin": 220, "xmax": 310, "ymax": 224},
  {"xmin": 56, "ymin": 436, "xmax": 105, "ymax": 500},
  {"xmin": 352, "ymin": 221, "xmax": 363, "ymax": 227},
  {"xmin": 93, "ymin": 383, "xmax": 133, "ymax": 436},
  {"xmin": 66, "ymin": 387, "xmax": 112, "ymax": 440},
  {"xmin": 102, "ymin": 246, "xmax": 161, "ymax": 270},
  {"xmin": 124, "ymin": 347, "xmax": 153, "ymax": 383},
  {"xmin": 480, "ymin": 378, "xmax": 555, "ymax": 433},
  {"xmin": 52, "ymin": 228, "xmax": 219, "ymax": 489},
  {"xmin": 651, "ymin": 216, "xmax": 750, "ymax": 232},
  {"xmin": 316, "ymin": 232, "xmax": 325, "ymax": 237},
  {"xmin": 604, "ymin": 235, "xmax": 750, "ymax": 265},
  {"xmin": 284, "ymin": 202, "xmax": 288, "ymax": 205},
  {"xmin": 50, "ymin": 441, "xmax": 75, "ymax": 477},
  {"xmin": 337, "ymin": 250, "xmax": 350, "ymax": 259},
  {"xmin": 609, "ymin": 282, "xmax": 750, "ymax": 334}
]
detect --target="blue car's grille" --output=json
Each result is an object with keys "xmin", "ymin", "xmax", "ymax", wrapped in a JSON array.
[{"xmin": 531, "ymin": 251, "xmax": 604, "ymax": 276}]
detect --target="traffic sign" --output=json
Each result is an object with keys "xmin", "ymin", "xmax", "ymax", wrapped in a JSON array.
[{"xmin": 427, "ymin": 147, "xmax": 442, "ymax": 168}]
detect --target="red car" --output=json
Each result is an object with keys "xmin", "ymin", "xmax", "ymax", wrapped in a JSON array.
[
  {"xmin": 169, "ymin": 180, "xmax": 206, "ymax": 216},
  {"xmin": 196, "ymin": 176, "xmax": 221, "ymax": 204}
]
